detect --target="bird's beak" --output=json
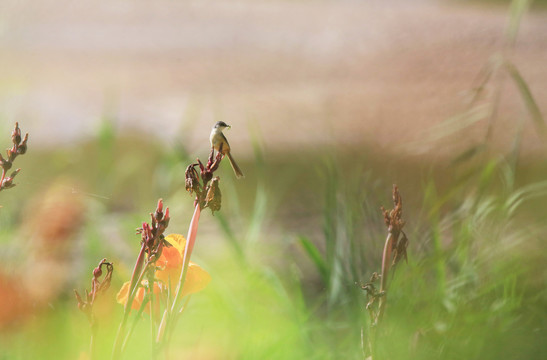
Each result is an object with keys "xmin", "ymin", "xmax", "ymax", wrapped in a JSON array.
[{"xmin": 226, "ymin": 125, "xmax": 232, "ymax": 130}]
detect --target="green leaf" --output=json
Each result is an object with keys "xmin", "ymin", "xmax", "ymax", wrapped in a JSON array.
[
  {"xmin": 505, "ymin": 61, "xmax": 546, "ymax": 138},
  {"xmin": 451, "ymin": 144, "xmax": 487, "ymax": 165},
  {"xmin": 506, "ymin": 0, "xmax": 531, "ymax": 45},
  {"xmin": 298, "ymin": 236, "xmax": 328, "ymax": 284}
]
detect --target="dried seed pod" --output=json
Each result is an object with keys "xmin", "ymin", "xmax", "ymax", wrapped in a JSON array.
[
  {"xmin": 185, "ymin": 164, "xmax": 200, "ymax": 194},
  {"xmin": 204, "ymin": 176, "xmax": 222, "ymax": 214}
]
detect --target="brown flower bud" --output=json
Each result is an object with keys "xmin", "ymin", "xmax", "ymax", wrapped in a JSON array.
[
  {"xmin": 7, "ymin": 146, "xmax": 17, "ymax": 162},
  {"xmin": 185, "ymin": 164, "xmax": 200, "ymax": 194},
  {"xmin": 1, "ymin": 177, "xmax": 14, "ymax": 189},
  {"xmin": 154, "ymin": 199, "xmax": 164, "ymax": 221},
  {"xmin": 160, "ymin": 207, "xmax": 170, "ymax": 229},
  {"xmin": 0, "ymin": 153, "xmax": 8, "ymax": 170},
  {"xmin": 93, "ymin": 266, "xmax": 103, "ymax": 279},
  {"xmin": 1, "ymin": 161, "xmax": 11, "ymax": 171},
  {"xmin": 12, "ymin": 122, "xmax": 21, "ymax": 145},
  {"xmin": 17, "ymin": 134, "xmax": 29, "ymax": 154}
]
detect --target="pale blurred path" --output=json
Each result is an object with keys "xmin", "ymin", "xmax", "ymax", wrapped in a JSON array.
[{"xmin": 0, "ymin": 0, "xmax": 546, "ymax": 158}]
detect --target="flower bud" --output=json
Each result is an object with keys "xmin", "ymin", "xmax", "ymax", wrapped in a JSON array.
[
  {"xmin": 185, "ymin": 165, "xmax": 200, "ymax": 194},
  {"xmin": 154, "ymin": 199, "xmax": 164, "ymax": 221},
  {"xmin": 8, "ymin": 146, "xmax": 17, "ymax": 162},
  {"xmin": 11, "ymin": 122, "xmax": 21, "ymax": 145},
  {"xmin": 17, "ymin": 134, "xmax": 28, "ymax": 155},
  {"xmin": 93, "ymin": 266, "xmax": 103, "ymax": 279},
  {"xmin": 0, "ymin": 153, "xmax": 8, "ymax": 170}
]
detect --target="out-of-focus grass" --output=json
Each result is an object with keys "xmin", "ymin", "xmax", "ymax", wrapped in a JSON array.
[
  {"xmin": 457, "ymin": 0, "xmax": 547, "ymax": 8},
  {"xmin": 0, "ymin": 123, "xmax": 545, "ymax": 359},
  {"xmin": 0, "ymin": 0, "xmax": 545, "ymax": 357}
]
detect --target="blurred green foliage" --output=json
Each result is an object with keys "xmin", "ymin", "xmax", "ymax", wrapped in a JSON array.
[
  {"xmin": 0, "ymin": 0, "xmax": 545, "ymax": 358},
  {"xmin": 0, "ymin": 122, "xmax": 545, "ymax": 359}
]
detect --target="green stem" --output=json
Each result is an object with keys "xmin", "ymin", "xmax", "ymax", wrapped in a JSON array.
[
  {"xmin": 148, "ymin": 273, "xmax": 157, "ymax": 359},
  {"xmin": 89, "ymin": 317, "xmax": 97, "ymax": 360},
  {"xmin": 112, "ymin": 244, "xmax": 148, "ymax": 359},
  {"xmin": 158, "ymin": 203, "xmax": 201, "ymax": 349},
  {"xmin": 378, "ymin": 231, "xmax": 395, "ymax": 324},
  {"xmin": 164, "ymin": 296, "xmax": 192, "ymax": 358},
  {"xmin": 121, "ymin": 295, "xmax": 150, "ymax": 353}
]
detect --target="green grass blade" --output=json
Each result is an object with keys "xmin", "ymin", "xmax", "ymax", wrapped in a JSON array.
[
  {"xmin": 298, "ymin": 235, "xmax": 328, "ymax": 284},
  {"xmin": 215, "ymin": 212, "xmax": 245, "ymax": 261},
  {"xmin": 505, "ymin": 61, "xmax": 546, "ymax": 138},
  {"xmin": 506, "ymin": 0, "xmax": 531, "ymax": 46}
]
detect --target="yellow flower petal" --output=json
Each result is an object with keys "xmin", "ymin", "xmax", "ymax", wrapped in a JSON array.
[
  {"xmin": 164, "ymin": 234, "xmax": 186, "ymax": 256},
  {"xmin": 155, "ymin": 260, "xmax": 211, "ymax": 295},
  {"xmin": 116, "ymin": 281, "xmax": 143, "ymax": 310},
  {"xmin": 116, "ymin": 281, "xmax": 130, "ymax": 305},
  {"xmin": 116, "ymin": 280, "xmax": 161, "ymax": 313},
  {"xmin": 182, "ymin": 262, "xmax": 212, "ymax": 296}
]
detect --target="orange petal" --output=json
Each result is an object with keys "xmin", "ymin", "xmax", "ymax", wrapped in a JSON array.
[
  {"xmin": 164, "ymin": 234, "xmax": 186, "ymax": 256},
  {"xmin": 155, "ymin": 265, "xmax": 180, "ymax": 289},
  {"xmin": 155, "ymin": 261, "xmax": 211, "ymax": 295},
  {"xmin": 116, "ymin": 282, "xmax": 130, "ymax": 305},
  {"xmin": 116, "ymin": 281, "xmax": 156, "ymax": 311},
  {"xmin": 181, "ymin": 262, "xmax": 211, "ymax": 297},
  {"xmin": 157, "ymin": 245, "xmax": 182, "ymax": 270},
  {"xmin": 156, "ymin": 234, "xmax": 186, "ymax": 287},
  {"xmin": 156, "ymin": 234, "xmax": 210, "ymax": 296}
]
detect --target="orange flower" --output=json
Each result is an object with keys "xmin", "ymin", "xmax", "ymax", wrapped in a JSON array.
[
  {"xmin": 156, "ymin": 234, "xmax": 211, "ymax": 295},
  {"xmin": 116, "ymin": 280, "xmax": 161, "ymax": 314},
  {"xmin": 116, "ymin": 234, "xmax": 210, "ymax": 312}
]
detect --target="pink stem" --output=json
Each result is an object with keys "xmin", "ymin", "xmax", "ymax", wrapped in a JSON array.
[
  {"xmin": 0, "ymin": 169, "xmax": 5, "ymax": 188},
  {"xmin": 155, "ymin": 203, "xmax": 201, "ymax": 348},
  {"xmin": 171, "ymin": 203, "xmax": 201, "ymax": 313}
]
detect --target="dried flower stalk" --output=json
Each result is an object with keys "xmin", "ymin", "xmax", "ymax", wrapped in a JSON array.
[
  {"xmin": 0, "ymin": 123, "xmax": 28, "ymax": 193},
  {"xmin": 360, "ymin": 185, "xmax": 408, "ymax": 359}
]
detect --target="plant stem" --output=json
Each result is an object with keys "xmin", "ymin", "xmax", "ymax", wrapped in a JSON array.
[
  {"xmin": 378, "ymin": 231, "xmax": 395, "ymax": 324},
  {"xmin": 121, "ymin": 296, "xmax": 150, "ymax": 354},
  {"xmin": 164, "ymin": 295, "xmax": 192, "ymax": 358},
  {"xmin": 112, "ymin": 244, "xmax": 148, "ymax": 359},
  {"xmin": 89, "ymin": 317, "xmax": 97, "ymax": 360},
  {"xmin": 148, "ymin": 272, "xmax": 157, "ymax": 359},
  {"xmin": 172, "ymin": 203, "xmax": 201, "ymax": 312},
  {"xmin": 157, "ymin": 203, "xmax": 201, "ymax": 348}
]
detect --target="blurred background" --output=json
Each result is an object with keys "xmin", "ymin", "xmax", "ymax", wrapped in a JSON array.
[{"xmin": 0, "ymin": 0, "xmax": 545, "ymax": 359}]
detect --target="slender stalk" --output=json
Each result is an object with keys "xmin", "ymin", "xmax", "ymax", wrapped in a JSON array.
[
  {"xmin": 112, "ymin": 244, "xmax": 148, "ymax": 359},
  {"xmin": 377, "ymin": 232, "xmax": 394, "ymax": 323},
  {"xmin": 121, "ymin": 296, "xmax": 150, "ymax": 353},
  {"xmin": 148, "ymin": 276, "xmax": 157, "ymax": 359},
  {"xmin": 164, "ymin": 295, "xmax": 192, "ymax": 358},
  {"xmin": 89, "ymin": 318, "xmax": 97, "ymax": 360},
  {"xmin": 171, "ymin": 203, "xmax": 201, "ymax": 313},
  {"xmin": 155, "ymin": 278, "xmax": 172, "ymax": 350},
  {"xmin": 363, "ymin": 186, "xmax": 406, "ymax": 359},
  {"xmin": 156, "ymin": 203, "xmax": 201, "ymax": 347},
  {"xmin": 367, "ymin": 231, "xmax": 396, "ymax": 359}
]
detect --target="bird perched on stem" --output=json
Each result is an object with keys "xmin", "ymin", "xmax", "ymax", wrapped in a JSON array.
[{"xmin": 209, "ymin": 121, "xmax": 244, "ymax": 179}]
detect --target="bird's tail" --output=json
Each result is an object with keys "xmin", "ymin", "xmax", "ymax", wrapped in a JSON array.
[{"xmin": 227, "ymin": 152, "xmax": 244, "ymax": 179}]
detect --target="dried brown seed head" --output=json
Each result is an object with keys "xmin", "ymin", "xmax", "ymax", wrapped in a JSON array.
[
  {"xmin": 185, "ymin": 164, "xmax": 200, "ymax": 194},
  {"xmin": 204, "ymin": 176, "xmax": 222, "ymax": 214}
]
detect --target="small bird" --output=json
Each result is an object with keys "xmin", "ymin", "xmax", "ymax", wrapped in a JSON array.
[{"xmin": 209, "ymin": 121, "xmax": 244, "ymax": 179}]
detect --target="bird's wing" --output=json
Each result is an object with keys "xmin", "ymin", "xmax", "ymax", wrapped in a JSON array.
[{"xmin": 221, "ymin": 132, "xmax": 230, "ymax": 146}]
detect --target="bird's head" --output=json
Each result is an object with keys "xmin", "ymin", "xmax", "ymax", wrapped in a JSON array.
[{"xmin": 213, "ymin": 121, "xmax": 231, "ymax": 131}]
